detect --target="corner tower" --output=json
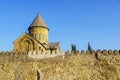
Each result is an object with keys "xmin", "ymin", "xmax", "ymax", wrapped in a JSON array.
[{"xmin": 28, "ymin": 13, "xmax": 49, "ymax": 44}]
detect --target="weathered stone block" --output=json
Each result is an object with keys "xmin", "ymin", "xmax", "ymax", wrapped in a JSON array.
[
  {"xmin": 81, "ymin": 50, "xmax": 85, "ymax": 54},
  {"xmin": 91, "ymin": 50, "xmax": 95, "ymax": 54},
  {"xmin": 86, "ymin": 50, "xmax": 91, "ymax": 54},
  {"xmin": 108, "ymin": 50, "xmax": 113, "ymax": 55},
  {"xmin": 113, "ymin": 50, "xmax": 119, "ymax": 55},
  {"xmin": 102, "ymin": 49, "xmax": 107, "ymax": 55},
  {"xmin": 96, "ymin": 49, "xmax": 101, "ymax": 54}
]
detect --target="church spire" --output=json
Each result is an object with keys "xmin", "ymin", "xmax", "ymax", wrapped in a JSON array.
[{"xmin": 29, "ymin": 12, "xmax": 48, "ymax": 29}]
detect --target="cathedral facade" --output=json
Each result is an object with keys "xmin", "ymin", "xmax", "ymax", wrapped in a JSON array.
[{"xmin": 13, "ymin": 13, "xmax": 60, "ymax": 53}]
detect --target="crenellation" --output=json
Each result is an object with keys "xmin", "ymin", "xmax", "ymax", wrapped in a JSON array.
[
  {"xmin": 91, "ymin": 50, "xmax": 95, "ymax": 54},
  {"xmin": 0, "ymin": 52, "xmax": 2, "ymax": 56},
  {"xmin": 108, "ymin": 50, "xmax": 113, "ymax": 55},
  {"xmin": 86, "ymin": 50, "xmax": 91, "ymax": 54},
  {"xmin": 81, "ymin": 50, "xmax": 85, "ymax": 54},
  {"xmin": 0, "ymin": 49, "xmax": 119, "ymax": 61},
  {"xmin": 96, "ymin": 49, "xmax": 101, "ymax": 54},
  {"xmin": 102, "ymin": 49, "xmax": 107, "ymax": 55},
  {"xmin": 6, "ymin": 52, "xmax": 10, "ymax": 56},
  {"xmin": 0, "ymin": 51, "xmax": 4, "ymax": 56},
  {"xmin": 3, "ymin": 52, "xmax": 6, "ymax": 56},
  {"xmin": 113, "ymin": 49, "xmax": 119, "ymax": 55}
]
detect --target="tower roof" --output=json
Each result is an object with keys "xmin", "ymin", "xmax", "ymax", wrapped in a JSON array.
[{"xmin": 29, "ymin": 12, "xmax": 48, "ymax": 29}]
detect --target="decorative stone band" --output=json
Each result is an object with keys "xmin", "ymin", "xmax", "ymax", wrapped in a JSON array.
[{"xmin": 28, "ymin": 51, "xmax": 65, "ymax": 59}]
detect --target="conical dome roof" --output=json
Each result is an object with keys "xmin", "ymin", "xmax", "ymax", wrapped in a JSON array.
[{"xmin": 29, "ymin": 12, "xmax": 48, "ymax": 29}]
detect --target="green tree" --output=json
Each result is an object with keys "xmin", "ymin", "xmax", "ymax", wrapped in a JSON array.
[
  {"xmin": 88, "ymin": 42, "xmax": 92, "ymax": 52},
  {"xmin": 71, "ymin": 44, "xmax": 76, "ymax": 54}
]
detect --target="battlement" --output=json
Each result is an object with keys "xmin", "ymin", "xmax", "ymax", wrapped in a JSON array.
[
  {"xmin": 0, "ymin": 49, "xmax": 120, "ymax": 80},
  {"xmin": 0, "ymin": 51, "xmax": 65, "ymax": 62},
  {"xmin": 65, "ymin": 49, "xmax": 120, "ymax": 55},
  {"xmin": 0, "ymin": 49, "xmax": 119, "ymax": 62},
  {"xmin": 0, "ymin": 51, "xmax": 28, "ymax": 62}
]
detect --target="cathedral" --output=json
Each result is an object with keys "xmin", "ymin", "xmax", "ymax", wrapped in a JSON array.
[{"xmin": 13, "ymin": 13, "xmax": 60, "ymax": 53}]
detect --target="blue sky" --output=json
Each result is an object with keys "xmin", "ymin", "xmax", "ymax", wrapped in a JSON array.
[{"xmin": 0, "ymin": 0, "xmax": 120, "ymax": 51}]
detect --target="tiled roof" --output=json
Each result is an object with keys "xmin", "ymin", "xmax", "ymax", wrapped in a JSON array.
[
  {"xmin": 29, "ymin": 12, "xmax": 48, "ymax": 28},
  {"xmin": 47, "ymin": 42, "xmax": 59, "ymax": 49}
]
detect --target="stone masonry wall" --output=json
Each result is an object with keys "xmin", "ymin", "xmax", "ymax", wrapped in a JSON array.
[{"xmin": 0, "ymin": 50, "xmax": 120, "ymax": 80}]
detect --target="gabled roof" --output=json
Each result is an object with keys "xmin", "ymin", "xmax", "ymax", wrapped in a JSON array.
[
  {"xmin": 13, "ymin": 32, "xmax": 29, "ymax": 43},
  {"xmin": 13, "ymin": 32, "xmax": 47, "ymax": 49},
  {"xmin": 47, "ymin": 42, "xmax": 60, "ymax": 49},
  {"xmin": 29, "ymin": 12, "xmax": 48, "ymax": 28}
]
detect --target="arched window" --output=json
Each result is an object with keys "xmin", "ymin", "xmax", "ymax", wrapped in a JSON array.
[
  {"xmin": 20, "ymin": 38, "xmax": 35, "ymax": 52},
  {"xmin": 25, "ymin": 40, "xmax": 30, "ymax": 51},
  {"xmin": 39, "ymin": 47, "xmax": 41, "ymax": 50},
  {"xmin": 41, "ymin": 49, "xmax": 43, "ymax": 53}
]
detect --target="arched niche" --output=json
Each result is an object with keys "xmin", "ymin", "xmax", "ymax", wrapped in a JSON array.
[{"xmin": 20, "ymin": 38, "xmax": 35, "ymax": 52}]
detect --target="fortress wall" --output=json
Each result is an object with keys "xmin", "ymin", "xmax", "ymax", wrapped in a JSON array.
[
  {"xmin": 65, "ymin": 49, "xmax": 120, "ymax": 55},
  {"xmin": 0, "ymin": 51, "xmax": 28, "ymax": 62},
  {"xmin": 0, "ymin": 49, "xmax": 119, "ymax": 61},
  {"xmin": 0, "ymin": 50, "xmax": 120, "ymax": 80},
  {"xmin": 28, "ymin": 51, "xmax": 65, "ymax": 59}
]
